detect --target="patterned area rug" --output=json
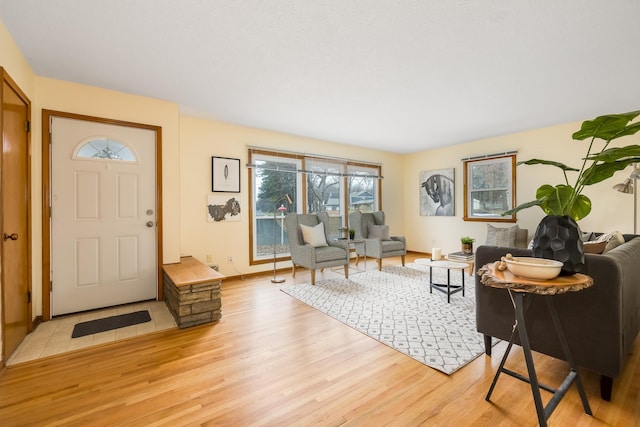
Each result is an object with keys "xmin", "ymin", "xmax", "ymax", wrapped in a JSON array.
[{"xmin": 280, "ymin": 263, "xmax": 489, "ymax": 375}]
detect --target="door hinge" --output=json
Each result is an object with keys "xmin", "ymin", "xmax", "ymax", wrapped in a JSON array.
[
  {"xmin": 27, "ymin": 291, "xmax": 31, "ymax": 304},
  {"xmin": 25, "ymin": 120, "xmax": 30, "ymax": 132},
  {"xmin": 50, "ymin": 281, "xmax": 53, "ymax": 292}
]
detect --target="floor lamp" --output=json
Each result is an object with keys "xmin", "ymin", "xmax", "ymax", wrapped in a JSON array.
[
  {"xmin": 271, "ymin": 194, "xmax": 293, "ymax": 283},
  {"xmin": 613, "ymin": 164, "xmax": 640, "ymax": 234}
]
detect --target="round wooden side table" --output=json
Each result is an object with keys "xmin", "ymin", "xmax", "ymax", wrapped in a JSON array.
[{"xmin": 479, "ymin": 262, "xmax": 593, "ymax": 427}]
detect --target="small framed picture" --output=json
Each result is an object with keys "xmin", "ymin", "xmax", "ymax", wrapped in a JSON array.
[{"xmin": 212, "ymin": 156, "xmax": 240, "ymax": 193}]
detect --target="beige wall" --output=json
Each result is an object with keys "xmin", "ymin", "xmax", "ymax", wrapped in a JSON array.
[
  {"xmin": 0, "ymin": 19, "xmax": 34, "ymax": 97},
  {"xmin": 403, "ymin": 122, "xmax": 638, "ymax": 255},
  {"xmin": 179, "ymin": 116, "xmax": 405, "ymax": 276},
  {"xmin": 1, "ymin": 15, "xmax": 636, "ymax": 325}
]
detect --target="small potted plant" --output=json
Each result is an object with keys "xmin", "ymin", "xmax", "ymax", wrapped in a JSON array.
[
  {"xmin": 460, "ymin": 236, "xmax": 475, "ymax": 254},
  {"xmin": 348, "ymin": 228, "xmax": 356, "ymax": 240}
]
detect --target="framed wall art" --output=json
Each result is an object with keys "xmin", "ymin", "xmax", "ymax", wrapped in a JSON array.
[
  {"xmin": 420, "ymin": 168, "xmax": 455, "ymax": 216},
  {"xmin": 212, "ymin": 156, "xmax": 240, "ymax": 193}
]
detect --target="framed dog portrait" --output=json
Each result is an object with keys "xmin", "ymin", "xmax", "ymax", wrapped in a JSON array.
[
  {"xmin": 420, "ymin": 168, "xmax": 455, "ymax": 216},
  {"xmin": 212, "ymin": 156, "xmax": 240, "ymax": 193}
]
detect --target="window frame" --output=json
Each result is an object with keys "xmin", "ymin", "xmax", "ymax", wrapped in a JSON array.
[
  {"xmin": 248, "ymin": 149, "xmax": 382, "ymax": 265},
  {"xmin": 463, "ymin": 153, "xmax": 516, "ymax": 222}
]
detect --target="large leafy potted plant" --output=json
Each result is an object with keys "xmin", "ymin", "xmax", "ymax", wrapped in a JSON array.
[{"xmin": 503, "ymin": 110, "xmax": 640, "ymax": 274}]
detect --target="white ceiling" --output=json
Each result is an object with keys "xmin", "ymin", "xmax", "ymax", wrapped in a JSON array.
[{"xmin": 1, "ymin": 1, "xmax": 639, "ymax": 154}]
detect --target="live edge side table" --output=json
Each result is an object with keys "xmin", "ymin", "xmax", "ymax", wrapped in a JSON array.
[{"xmin": 478, "ymin": 263, "xmax": 593, "ymax": 427}]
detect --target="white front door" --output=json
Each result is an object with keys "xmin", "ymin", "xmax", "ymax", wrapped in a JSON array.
[{"xmin": 51, "ymin": 117, "xmax": 157, "ymax": 316}]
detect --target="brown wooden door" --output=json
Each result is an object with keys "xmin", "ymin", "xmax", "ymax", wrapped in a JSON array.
[{"xmin": 1, "ymin": 69, "xmax": 31, "ymax": 361}]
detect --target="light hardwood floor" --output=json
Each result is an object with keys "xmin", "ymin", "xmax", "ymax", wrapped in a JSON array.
[{"xmin": 0, "ymin": 254, "xmax": 639, "ymax": 426}]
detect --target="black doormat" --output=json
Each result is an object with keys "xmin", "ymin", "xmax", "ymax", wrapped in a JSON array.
[{"xmin": 71, "ymin": 310, "xmax": 152, "ymax": 338}]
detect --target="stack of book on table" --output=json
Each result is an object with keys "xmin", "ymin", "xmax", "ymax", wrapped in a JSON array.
[{"xmin": 447, "ymin": 251, "xmax": 474, "ymax": 261}]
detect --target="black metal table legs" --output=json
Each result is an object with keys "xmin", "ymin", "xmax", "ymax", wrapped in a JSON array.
[
  {"xmin": 428, "ymin": 265, "xmax": 465, "ymax": 303},
  {"xmin": 485, "ymin": 291, "xmax": 592, "ymax": 426}
]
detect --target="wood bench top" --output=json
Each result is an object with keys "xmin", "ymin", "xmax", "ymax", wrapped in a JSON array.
[{"xmin": 162, "ymin": 256, "xmax": 225, "ymax": 287}]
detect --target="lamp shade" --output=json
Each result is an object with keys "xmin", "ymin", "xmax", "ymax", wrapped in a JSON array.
[{"xmin": 613, "ymin": 178, "xmax": 634, "ymax": 194}]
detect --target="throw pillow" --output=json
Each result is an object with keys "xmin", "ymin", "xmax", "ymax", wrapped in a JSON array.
[
  {"xmin": 592, "ymin": 231, "xmax": 626, "ymax": 254},
  {"xmin": 299, "ymin": 223, "xmax": 328, "ymax": 247},
  {"xmin": 581, "ymin": 232, "xmax": 594, "ymax": 242},
  {"xmin": 594, "ymin": 231, "xmax": 616, "ymax": 243},
  {"xmin": 583, "ymin": 241, "xmax": 607, "ymax": 254},
  {"xmin": 485, "ymin": 224, "xmax": 518, "ymax": 247},
  {"xmin": 368, "ymin": 224, "xmax": 390, "ymax": 240},
  {"xmin": 603, "ymin": 231, "xmax": 625, "ymax": 253}
]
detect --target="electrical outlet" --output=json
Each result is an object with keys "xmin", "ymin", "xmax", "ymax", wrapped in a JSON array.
[
  {"xmin": 228, "ymin": 256, "xmax": 233, "ymax": 263},
  {"xmin": 206, "ymin": 254, "xmax": 212, "ymax": 263}
]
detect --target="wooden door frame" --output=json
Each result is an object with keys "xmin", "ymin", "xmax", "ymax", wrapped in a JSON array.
[
  {"xmin": 0, "ymin": 68, "xmax": 32, "ymax": 362},
  {"xmin": 42, "ymin": 110, "xmax": 163, "ymax": 321}
]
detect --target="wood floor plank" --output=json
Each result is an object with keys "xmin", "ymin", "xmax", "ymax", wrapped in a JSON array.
[{"xmin": 0, "ymin": 254, "xmax": 638, "ymax": 426}]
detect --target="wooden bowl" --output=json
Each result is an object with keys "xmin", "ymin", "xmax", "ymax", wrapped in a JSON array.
[{"xmin": 505, "ymin": 257, "xmax": 563, "ymax": 280}]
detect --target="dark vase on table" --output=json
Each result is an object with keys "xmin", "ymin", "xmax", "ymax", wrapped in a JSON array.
[{"xmin": 531, "ymin": 215, "xmax": 585, "ymax": 276}]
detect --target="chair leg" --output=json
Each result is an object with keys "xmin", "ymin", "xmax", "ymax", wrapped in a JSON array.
[
  {"xmin": 377, "ymin": 259, "xmax": 382, "ymax": 271},
  {"xmin": 291, "ymin": 264, "xmax": 296, "ymax": 278},
  {"xmin": 355, "ymin": 254, "xmax": 360, "ymax": 266},
  {"xmin": 344, "ymin": 264, "xmax": 349, "ymax": 279},
  {"xmin": 401, "ymin": 255, "xmax": 406, "ymax": 266},
  {"xmin": 311, "ymin": 269, "xmax": 316, "ymax": 285}
]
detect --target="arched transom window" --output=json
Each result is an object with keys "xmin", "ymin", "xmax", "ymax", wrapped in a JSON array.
[{"xmin": 74, "ymin": 138, "xmax": 137, "ymax": 162}]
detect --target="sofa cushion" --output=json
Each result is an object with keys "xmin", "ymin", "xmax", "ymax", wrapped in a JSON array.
[
  {"xmin": 299, "ymin": 223, "xmax": 328, "ymax": 247},
  {"xmin": 485, "ymin": 224, "xmax": 518, "ymax": 247},
  {"xmin": 515, "ymin": 228, "xmax": 528, "ymax": 248},
  {"xmin": 368, "ymin": 223, "xmax": 390, "ymax": 240},
  {"xmin": 314, "ymin": 245, "xmax": 346, "ymax": 262}
]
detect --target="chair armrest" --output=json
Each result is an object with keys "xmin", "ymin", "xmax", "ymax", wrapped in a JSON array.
[
  {"xmin": 290, "ymin": 243, "xmax": 316, "ymax": 267},
  {"xmin": 364, "ymin": 238, "xmax": 384, "ymax": 257},
  {"xmin": 390, "ymin": 236, "xmax": 406, "ymax": 246},
  {"xmin": 328, "ymin": 239, "xmax": 349, "ymax": 250}
]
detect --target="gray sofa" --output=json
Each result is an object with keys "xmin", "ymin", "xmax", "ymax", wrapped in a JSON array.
[{"xmin": 474, "ymin": 234, "xmax": 640, "ymax": 401}]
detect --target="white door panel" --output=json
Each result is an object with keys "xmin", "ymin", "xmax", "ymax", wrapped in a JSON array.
[{"xmin": 51, "ymin": 117, "xmax": 157, "ymax": 315}]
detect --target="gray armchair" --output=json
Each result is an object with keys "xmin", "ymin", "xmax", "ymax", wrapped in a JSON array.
[
  {"xmin": 284, "ymin": 212, "xmax": 349, "ymax": 285},
  {"xmin": 348, "ymin": 211, "xmax": 406, "ymax": 271}
]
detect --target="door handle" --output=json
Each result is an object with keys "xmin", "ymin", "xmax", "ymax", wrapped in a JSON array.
[
  {"xmin": 3, "ymin": 233, "xmax": 18, "ymax": 241},
  {"xmin": 146, "ymin": 221, "xmax": 155, "ymax": 228}
]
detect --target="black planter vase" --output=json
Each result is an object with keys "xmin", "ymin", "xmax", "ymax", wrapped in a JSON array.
[{"xmin": 531, "ymin": 215, "xmax": 585, "ymax": 275}]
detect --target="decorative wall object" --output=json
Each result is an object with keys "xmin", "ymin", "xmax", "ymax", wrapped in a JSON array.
[
  {"xmin": 212, "ymin": 156, "xmax": 240, "ymax": 192},
  {"xmin": 207, "ymin": 195, "xmax": 241, "ymax": 222},
  {"xmin": 420, "ymin": 168, "xmax": 455, "ymax": 216}
]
